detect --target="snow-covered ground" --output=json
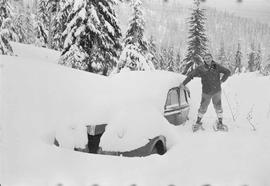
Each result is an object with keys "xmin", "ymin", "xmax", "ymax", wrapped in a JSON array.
[
  {"xmin": 1, "ymin": 43, "xmax": 270, "ymax": 186},
  {"xmin": 10, "ymin": 42, "xmax": 60, "ymax": 64}
]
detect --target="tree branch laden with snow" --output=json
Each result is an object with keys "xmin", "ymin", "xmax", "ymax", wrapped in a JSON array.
[
  {"xmin": 117, "ymin": 0, "xmax": 154, "ymax": 72},
  {"xmin": 59, "ymin": 0, "xmax": 122, "ymax": 75}
]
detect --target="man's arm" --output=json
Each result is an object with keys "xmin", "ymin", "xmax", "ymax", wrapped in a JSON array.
[
  {"xmin": 217, "ymin": 64, "xmax": 231, "ymax": 82},
  {"xmin": 182, "ymin": 67, "xmax": 200, "ymax": 86}
]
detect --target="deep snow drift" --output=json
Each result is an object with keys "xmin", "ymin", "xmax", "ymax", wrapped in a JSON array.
[
  {"xmin": 1, "ymin": 43, "xmax": 270, "ymax": 186},
  {"xmin": 1, "ymin": 54, "xmax": 186, "ymax": 152}
]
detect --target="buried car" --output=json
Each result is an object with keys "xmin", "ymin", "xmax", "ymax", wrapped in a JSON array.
[
  {"xmin": 2, "ymin": 55, "xmax": 190, "ymax": 159},
  {"xmin": 55, "ymin": 71, "xmax": 191, "ymax": 157}
]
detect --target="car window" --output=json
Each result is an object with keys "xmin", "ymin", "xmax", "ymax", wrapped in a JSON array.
[
  {"xmin": 184, "ymin": 89, "xmax": 190, "ymax": 101},
  {"xmin": 165, "ymin": 88, "xmax": 179, "ymax": 110},
  {"xmin": 179, "ymin": 89, "xmax": 188, "ymax": 106}
]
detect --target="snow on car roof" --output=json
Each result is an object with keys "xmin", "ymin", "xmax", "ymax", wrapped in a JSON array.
[
  {"xmin": 109, "ymin": 70, "xmax": 186, "ymax": 112},
  {"xmin": 102, "ymin": 71, "xmax": 187, "ymax": 152}
]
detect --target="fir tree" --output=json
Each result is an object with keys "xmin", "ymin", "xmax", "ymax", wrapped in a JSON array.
[
  {"xmin": 118, "ymin": 0, "xmax": 154, "ymax": 72},
  {"xmin": 176, "ymin": 51, "xmax": 184, "ymax": 73},
  {"xmin": 155, "ymin": 46, "xmax": 166, "ymax": 70},
  {"xmin": 263, "ymin": 55, "xmax": 270, "ymax": 75},
  {"xmin": 248, "ymin": 42, "xmax": 257, "ymax": 72},
  {"xmin": 166, "ymin": 46, "xmax": 174, "ymax": 72},
  {"xmin": 35, "ymin": 0, "xmax": 49, "ymax": 46},
  {"xmin": 37, "ymin": 0, "xmax": 49, "ymax": 29},
  {"xmin": 52, "ymin": 0, "xmax": 71, "ymax": 50},
  {"xmin": 0, "ymin": 18, "xmax": 17, "ymax": 55},
  {"xmin": 47, "ymin": 0, "xmax": 61, "ymax": 48},
  {"xmin": 60, "ymin": 0, "xmax": 122, "ymax": 75},
  {"xmin": 156, "ymin": 46, "xmax": 177, "ymax": 72},
  {"xmin": 158, "ymin": 47, "xmax": 167, "ymax": 70},
  {"xmin": 24, "ymin": 5, "xmax": 35, "ymax": 44},
  {"xmin": 255, "ymin": 43, "xmax": 262, "ymax": 71},
  {"xmin": 148, "ymin": 35, "xmax": 159, "ymax": 69},
  {"xmin": 0, "ymin": 0, "xmax": 16, "ymax": 55},
  {"xmin": 0, "ymin": 0, "xmax": 12, "ymax": 26},
  {"xmin": 13, "ymin": 13, "xmax": 28, "ymax": 43},
  {"xmin": 183, "ymin": 0, "xmax": 208, "ymax": 75},
  {"xmin": 217, "ymin": 40, "xmax": 227, "ymax": 66},
  {"xmin": 234, "ymin": 42, "xmax": 242, "ymax": 73}
]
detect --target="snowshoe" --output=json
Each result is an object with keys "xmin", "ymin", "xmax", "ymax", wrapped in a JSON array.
[
  {"xmin": 213, "ymin": 122, "xmax": 228, "ymax": 132},
  {"xmin": 192, "ymin": 122, "xmax": 205, "ymax": 132}
]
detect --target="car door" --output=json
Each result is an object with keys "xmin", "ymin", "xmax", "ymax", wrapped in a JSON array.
[
  {"xmin": 164, "ymin": 87, "xmax": 190, "ymax": 125},
  {"xmin": 178, "ymin": 87, "xmax": 190, "ymax": 123}
]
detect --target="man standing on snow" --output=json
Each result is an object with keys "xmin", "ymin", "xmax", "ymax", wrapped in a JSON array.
[{"xmin": 180, "ymin": 53, "xmax": 231, "ymax": 132}]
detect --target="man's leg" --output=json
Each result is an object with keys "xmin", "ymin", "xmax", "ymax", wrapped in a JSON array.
[
  {"xmin": 212, "ymin": 91, "xmax": 223, "ymax": 123},
  {"xmin": 192, "ymin": 93, "xmax": 211, "ymax": 132},
  {"xmin": 197, "ymin": 93, "xmax": 212, "ymax": 123}
]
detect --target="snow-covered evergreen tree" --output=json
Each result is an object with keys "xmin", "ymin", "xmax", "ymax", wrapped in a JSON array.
[
  {"xmin": 217, "ymin": 40, "xmax": 227, "ymax": 66},
  {"xmin": 118, "ymin": 0, "xmax": 154, "ymax": 72},
  {"xmin": 156, "ymin": 46, "xmax": 182, "ymax": 72},
  {"xmin": 13, "ymin": 13, "xmax": 28, "ymax": 43},
  {"xmin": 60, "ymin": 42, "xmax": 89, "ymax": 70},
  {"xmin": 157, "ymin": 47, "xmax": 167, "ymax": 70},
  {"xmin": 166, "ymin": 46, "xmax": 174, "ymax": 72},
  {"xmin": 0, "ymin": 18, "xmax": 17, "ymax": 55},
  {"xmin": 46, "ymin": 0, "xmax": 61, "ymax": 49},
  {"xmin": 248, "ymin": 42, "xmax": 257, "ymax": 72},
  {"xmin": 148, "ymin": 35, "xmax": 159, "ymax": 69},
  {"xmin": 0, "ymin": 0, "xmax": 17, "ymax": 55},
  {"xmin": 0, "ymin": 0, "xmax": 12, "ymax": 26},
  {"xmin": 263, "ymin": 55, "xmax": 270, "ymax": 75},
  {"xmin": 255, "ymin": 43, "xmax": 262, "ymax": 71},
  {"xmin": 182, "ymin": 0, "xmax": 208, "ymax": 74},
  {"xmin": 60, "ymin": 0, "xmax": 122, "ymax": 75},
  {"xmin": 234, "ymin": 42, "xmax": 242, "ymax": 73},
  {"xmin": 52, "ymin": 0, "xmax": 71, "ymax": 50},
  {"xmin": 35, "ymin": 0, "xmax": 49, "ymax": 46},
  {"xmin": 24, "ymin": 5, "xmax": 35, "ymax": 44},
  {"xmin": 37, "ymin": 0, "xmax": 49, "ymax": 29},
  {"xmin": 176, "ymin": 51, "xmax": 184, "ymax": 73}
]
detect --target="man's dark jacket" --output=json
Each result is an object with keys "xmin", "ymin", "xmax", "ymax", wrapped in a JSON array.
[{"xmin": 183, "ymin": 61, "xmax": 231, "ymax": 94}]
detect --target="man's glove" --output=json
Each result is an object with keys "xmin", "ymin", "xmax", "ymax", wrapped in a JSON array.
[{"xmin": 179, "ymin": 83, "xmax": 190, "ymax": 97}]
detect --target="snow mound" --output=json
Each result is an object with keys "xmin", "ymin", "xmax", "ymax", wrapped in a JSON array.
[
  {"xmin": 1, "ymin": 54, "xmax": 186, "ymax": 151},
  {"xmin": 1, "ymin": 55, "xmax": 109, "ymax": 149}
]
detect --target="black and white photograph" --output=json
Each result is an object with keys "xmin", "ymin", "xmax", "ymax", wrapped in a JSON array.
[{"xmin": 1, "ymin": 0, "xmax": 270, "ymax": 185}]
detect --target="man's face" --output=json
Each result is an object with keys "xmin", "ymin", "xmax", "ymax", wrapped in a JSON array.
[{"xmin": 203, "ymin": 55, "xmax": 212, "ymax": 65}]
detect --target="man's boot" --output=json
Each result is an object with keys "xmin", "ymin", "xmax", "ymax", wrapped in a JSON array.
[
  {"xmin": 216, "ymin": 118, "xmax": 228, "ymax": 131},
  {"xmin": 196, "ymin": 117, "xmax": 202, "ymax": 124},
  {"xmin": 192, "ymin": 117, "xmax": 204, "ymax": 132}
]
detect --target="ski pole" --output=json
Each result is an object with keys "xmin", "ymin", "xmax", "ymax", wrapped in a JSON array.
[{"xmin": 223, "ymin": 88, "xmax": 236, "ymax": 122}]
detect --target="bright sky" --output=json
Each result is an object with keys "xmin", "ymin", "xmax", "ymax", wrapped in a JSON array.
[{"xmin": 180, "ymin": 0, "xmax": 270, "ymax": 24}]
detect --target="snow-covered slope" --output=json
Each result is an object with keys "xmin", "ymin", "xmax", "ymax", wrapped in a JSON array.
[
  {"xmin": 1, "ymin": 44, "xmax": 270, "ymax": 186},
  {"xmin": 11, "ymin": 42, "xmax": 60, "ymax": 64}
]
